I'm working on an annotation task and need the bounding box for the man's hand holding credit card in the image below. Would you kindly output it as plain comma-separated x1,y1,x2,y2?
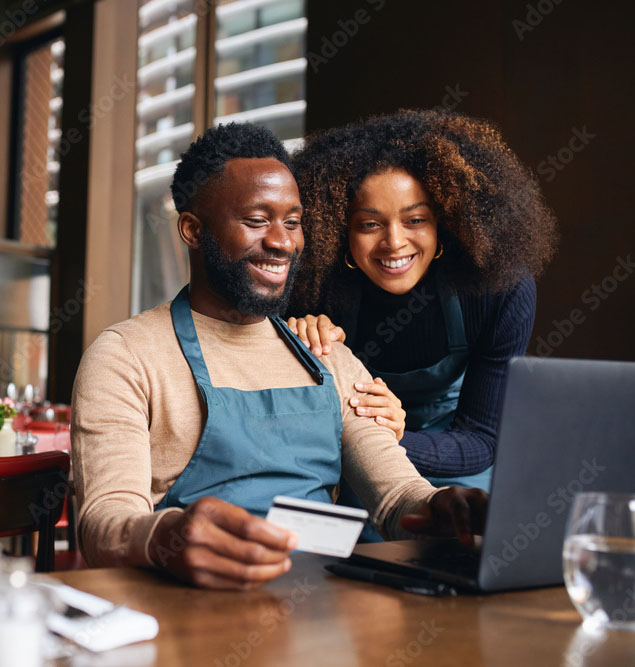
266,496,369,557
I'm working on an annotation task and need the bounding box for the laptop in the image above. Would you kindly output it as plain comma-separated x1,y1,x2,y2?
348,356,635,592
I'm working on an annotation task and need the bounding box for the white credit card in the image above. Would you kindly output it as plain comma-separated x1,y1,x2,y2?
266,495,369,558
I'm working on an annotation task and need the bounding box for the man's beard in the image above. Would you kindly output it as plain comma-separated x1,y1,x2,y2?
199,228,300,318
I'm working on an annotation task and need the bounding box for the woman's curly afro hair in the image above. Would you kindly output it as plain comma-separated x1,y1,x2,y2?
290,109,558,310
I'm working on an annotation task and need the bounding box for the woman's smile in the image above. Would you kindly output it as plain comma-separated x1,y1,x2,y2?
375,253,418,273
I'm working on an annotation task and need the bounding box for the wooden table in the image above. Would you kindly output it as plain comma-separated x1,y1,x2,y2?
52,555,635,667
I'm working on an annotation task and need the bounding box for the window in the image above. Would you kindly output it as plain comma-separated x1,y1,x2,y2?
131,0,197,315
215,0,306,149
0,32,64,399
131,0,307,314
10,36,64,248
0,249,49,402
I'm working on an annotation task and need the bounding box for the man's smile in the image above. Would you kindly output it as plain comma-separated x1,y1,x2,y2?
249,259,290,284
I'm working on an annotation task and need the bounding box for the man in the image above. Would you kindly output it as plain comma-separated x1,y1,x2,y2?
72,123,486,590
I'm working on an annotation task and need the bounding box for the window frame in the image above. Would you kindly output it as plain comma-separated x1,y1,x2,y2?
5,25,64,244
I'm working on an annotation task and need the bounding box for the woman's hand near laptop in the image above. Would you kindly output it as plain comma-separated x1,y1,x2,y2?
288,314,406,440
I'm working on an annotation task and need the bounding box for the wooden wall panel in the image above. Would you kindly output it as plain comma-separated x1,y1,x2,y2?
306,0,635,361
83,0,137,349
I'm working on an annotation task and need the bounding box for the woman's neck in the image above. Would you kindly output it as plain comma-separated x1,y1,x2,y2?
361,264,437,305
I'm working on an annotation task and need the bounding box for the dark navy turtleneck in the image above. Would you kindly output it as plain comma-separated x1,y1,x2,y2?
345,270,537,476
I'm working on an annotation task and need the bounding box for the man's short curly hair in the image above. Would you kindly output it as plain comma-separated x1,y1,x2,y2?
171,122,291,214
290,109,558,310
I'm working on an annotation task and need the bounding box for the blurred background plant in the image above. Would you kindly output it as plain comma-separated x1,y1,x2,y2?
0,398,16,430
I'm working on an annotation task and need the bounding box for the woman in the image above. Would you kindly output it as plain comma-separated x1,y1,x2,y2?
288,110,557,497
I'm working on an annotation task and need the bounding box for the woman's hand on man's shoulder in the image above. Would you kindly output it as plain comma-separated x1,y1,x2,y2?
287,314,346,356
350,377,406,441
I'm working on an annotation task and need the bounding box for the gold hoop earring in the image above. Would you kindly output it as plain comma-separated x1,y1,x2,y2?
344,251,358,270
433,243,444,260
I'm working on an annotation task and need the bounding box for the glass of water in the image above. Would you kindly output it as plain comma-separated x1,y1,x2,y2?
563,492,635,631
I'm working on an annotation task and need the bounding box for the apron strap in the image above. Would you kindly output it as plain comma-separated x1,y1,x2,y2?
170,285,213,387
270,316,325,385
171,287,327,387
437,280,468,354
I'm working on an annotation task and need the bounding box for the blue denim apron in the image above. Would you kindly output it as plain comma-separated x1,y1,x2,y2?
372,286,493,492
155,286,342,516
339,283,492,541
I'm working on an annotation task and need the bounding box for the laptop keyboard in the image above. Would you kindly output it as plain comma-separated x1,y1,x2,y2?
394,540,481,579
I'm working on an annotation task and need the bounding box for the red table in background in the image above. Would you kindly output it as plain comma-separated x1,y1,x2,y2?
12,415,71,453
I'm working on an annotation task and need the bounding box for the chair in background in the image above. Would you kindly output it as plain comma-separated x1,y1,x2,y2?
0,451,70,571
11,408,75,551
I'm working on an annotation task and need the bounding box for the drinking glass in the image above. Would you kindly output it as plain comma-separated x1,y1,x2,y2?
563,492,635,631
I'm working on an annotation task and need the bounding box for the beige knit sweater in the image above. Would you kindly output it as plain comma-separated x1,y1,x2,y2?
71,301,439,567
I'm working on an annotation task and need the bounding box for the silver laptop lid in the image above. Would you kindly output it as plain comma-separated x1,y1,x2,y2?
478,357,635,591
